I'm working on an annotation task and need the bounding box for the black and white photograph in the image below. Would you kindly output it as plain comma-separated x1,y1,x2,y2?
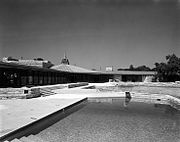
0,0,180,141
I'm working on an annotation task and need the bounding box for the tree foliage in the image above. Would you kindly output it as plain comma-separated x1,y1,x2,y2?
34,58,44,61
154,54,180,82
118,65,151,71
134,65,151,71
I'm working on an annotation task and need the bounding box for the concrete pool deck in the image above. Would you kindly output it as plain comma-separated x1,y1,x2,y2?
1,87,180,141
0,94,87,138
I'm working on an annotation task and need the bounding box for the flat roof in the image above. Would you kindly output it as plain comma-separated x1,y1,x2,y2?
0,62,64,73
0,61,156,76
101,70,156,75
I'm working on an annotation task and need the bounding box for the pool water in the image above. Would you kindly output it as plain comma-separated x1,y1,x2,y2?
38,100,180,142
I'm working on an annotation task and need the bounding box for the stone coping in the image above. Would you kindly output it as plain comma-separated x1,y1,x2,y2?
0,95,87,137
0,90,180,141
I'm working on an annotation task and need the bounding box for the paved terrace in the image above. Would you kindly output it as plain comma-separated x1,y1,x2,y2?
0,95,86,137
1,82,180,141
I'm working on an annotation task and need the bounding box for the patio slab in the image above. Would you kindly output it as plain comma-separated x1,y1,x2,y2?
0,95,86,137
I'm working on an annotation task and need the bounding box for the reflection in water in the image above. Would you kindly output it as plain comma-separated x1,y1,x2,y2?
164,105,180,132
154,104,180,133
124,92,132,108
38,100,180,142
164,105,178,115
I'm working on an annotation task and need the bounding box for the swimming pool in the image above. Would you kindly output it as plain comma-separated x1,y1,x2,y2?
37,99,180,142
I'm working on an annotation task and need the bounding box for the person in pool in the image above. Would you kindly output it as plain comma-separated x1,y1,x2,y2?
124,91,132,107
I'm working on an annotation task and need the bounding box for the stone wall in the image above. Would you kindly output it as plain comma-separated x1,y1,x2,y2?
0,87,40,99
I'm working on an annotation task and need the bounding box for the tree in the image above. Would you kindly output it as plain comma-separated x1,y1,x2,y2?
154,54,180,82
135,65,151,71
129,65,134,70
7,56,18,61
34,58,44,61
118,65,152,71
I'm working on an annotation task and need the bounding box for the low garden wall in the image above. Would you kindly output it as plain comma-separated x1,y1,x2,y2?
0,87,40,99
0,82,89,99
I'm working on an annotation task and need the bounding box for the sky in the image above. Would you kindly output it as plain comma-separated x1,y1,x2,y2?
1,0,180,71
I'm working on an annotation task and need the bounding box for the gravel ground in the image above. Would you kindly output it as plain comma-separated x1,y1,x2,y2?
37,100,180,142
